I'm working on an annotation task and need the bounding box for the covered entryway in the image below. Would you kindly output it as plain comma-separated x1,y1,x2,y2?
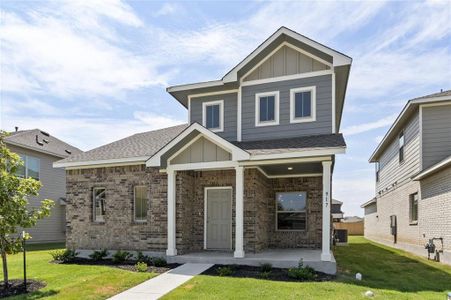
205,187,232,250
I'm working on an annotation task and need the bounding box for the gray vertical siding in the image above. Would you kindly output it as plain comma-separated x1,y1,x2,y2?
190,92,237,141
8,144,67,243
422,104,451,169
376,112,421,193
241,74,332,141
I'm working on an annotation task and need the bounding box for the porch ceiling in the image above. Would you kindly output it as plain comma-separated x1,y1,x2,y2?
260,162,322,176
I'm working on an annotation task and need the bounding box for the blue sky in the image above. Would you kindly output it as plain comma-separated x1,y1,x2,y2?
1,1,450,216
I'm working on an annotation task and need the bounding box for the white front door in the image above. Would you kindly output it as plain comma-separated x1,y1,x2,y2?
205,188,232,250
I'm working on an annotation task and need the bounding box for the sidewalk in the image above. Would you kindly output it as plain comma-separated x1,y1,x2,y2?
108,263,213,300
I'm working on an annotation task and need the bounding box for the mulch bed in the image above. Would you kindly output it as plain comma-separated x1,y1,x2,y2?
202,264,335,282
52,258,180,274
0,279,46,298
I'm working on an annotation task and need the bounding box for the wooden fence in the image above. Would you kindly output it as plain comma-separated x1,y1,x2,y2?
334,221,364,235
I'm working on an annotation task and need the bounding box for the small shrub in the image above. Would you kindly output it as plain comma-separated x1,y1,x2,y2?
89,249,108,261
216,266,233,276
287,259,316,280
152,257,167,267
259,271,272,279
135,261,148,272
260,263,272,273
50,249,78,262
136,251,151,264
112,250,133,264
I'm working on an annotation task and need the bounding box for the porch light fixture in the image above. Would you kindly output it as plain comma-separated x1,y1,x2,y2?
287,167,293,170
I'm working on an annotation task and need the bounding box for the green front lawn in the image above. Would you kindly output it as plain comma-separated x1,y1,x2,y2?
1,243,154,299
164,236,451,299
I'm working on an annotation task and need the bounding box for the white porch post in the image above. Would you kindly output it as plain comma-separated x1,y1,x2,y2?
234,166,245,258
321,161,332,261
166,168,177,256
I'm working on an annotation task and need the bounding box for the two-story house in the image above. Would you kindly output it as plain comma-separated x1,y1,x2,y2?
54,27,352,274
5,128,81,243
362,90,451,265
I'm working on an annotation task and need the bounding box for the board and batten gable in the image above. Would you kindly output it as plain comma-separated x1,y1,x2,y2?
376,112,421,194
7,144,67,243
241,74,332,141
421,103,451,169
190,92,237,141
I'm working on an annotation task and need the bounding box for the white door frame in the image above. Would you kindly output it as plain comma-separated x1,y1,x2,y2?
204,186,233,250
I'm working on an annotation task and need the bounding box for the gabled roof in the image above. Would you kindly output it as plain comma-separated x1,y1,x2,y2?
5,129,81,158
332,199,343,205
369,90,451,162
54,124,188,168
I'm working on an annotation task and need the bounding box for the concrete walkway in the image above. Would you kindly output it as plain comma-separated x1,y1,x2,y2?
108,263,213,300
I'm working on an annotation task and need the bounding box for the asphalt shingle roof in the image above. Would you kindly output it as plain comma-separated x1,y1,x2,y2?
233,133,346,155
5,129,82,158
57,124,189,163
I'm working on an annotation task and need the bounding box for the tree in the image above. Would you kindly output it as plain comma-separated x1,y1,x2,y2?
0,131,54,288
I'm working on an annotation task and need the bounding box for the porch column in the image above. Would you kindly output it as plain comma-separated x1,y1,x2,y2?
166,168,177,256
234,166,245,258
321,161,332,261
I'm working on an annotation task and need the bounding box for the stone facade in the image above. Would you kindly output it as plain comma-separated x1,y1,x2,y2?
66,165,324,253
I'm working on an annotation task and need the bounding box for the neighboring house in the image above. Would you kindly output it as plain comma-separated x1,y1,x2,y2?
54,27,352,274
362,90,451,265
331,199,344,222
5,128,81,243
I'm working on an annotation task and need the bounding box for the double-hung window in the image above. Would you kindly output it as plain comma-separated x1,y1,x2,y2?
15,154,40,180
93,187,106,222
375,162,380,182
290,86,316,123
134,186,148,222
276,192,307,230
409,193,418,224
399,131,405,163
255,91,279,126
202,100,224,132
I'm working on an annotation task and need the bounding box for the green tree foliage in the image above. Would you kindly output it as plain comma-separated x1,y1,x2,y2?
0,131,54,288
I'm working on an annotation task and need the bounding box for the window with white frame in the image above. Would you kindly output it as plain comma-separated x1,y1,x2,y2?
276,192,307,230
93,187,106,222
290,86,316,123
255,91,279,126
409,192,418,223
202,100,224,132
15,154,40,180
134,186,148,222
399,131,405,163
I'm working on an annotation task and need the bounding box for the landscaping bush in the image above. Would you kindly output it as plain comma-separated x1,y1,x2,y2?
89,249,109,261
112,250,133,264
287,259,316,280
136,251,151,264
259,271,272,279
50,249,78,262
216,266,233,276
135,262,148,272
152,257,167,267
260,263,272,273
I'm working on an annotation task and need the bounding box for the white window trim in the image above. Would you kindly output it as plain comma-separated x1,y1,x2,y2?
275,191,308,232
93,187,106,223
202,100,224,132
290,86,316,123
255,91,280,127
133,185,148,223
18,154,40,180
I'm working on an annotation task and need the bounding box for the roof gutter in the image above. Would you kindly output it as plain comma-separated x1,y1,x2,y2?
53,156,149,169
412,156,451,181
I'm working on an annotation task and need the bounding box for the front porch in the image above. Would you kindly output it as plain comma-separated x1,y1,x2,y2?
167,248,336,274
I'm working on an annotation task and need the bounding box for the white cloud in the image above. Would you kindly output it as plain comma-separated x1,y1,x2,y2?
342,113,398,136
154,3,180,17
334,176,375,217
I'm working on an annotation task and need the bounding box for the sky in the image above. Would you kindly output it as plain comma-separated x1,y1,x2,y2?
1,0,450,217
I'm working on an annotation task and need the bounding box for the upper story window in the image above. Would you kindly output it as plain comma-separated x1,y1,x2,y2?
276,192,307,231
290,86,316,123
202,100,224,132
375,162,380,182
399,131,405,163
16,154,40,180
134,186,148,223
93,187,106,222
409,192,418,224
255,91,279,127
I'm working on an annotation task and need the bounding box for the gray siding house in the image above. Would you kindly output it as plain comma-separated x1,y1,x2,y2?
54,27,352,274
5,129,81,243
362,90,451,265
